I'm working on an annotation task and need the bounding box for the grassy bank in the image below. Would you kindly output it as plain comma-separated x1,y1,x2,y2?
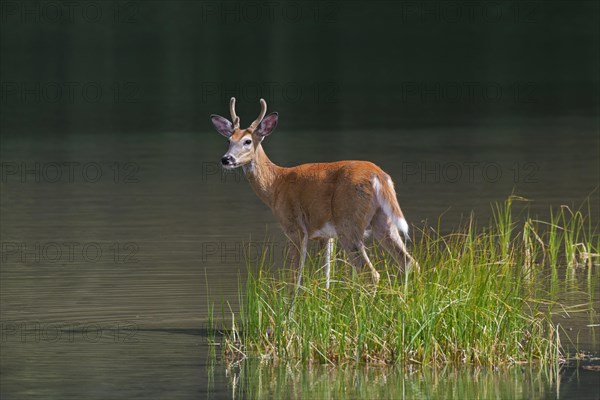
215,197,598,368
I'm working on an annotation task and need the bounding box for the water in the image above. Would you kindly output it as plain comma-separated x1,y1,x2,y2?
1,330,597,399
1,124,598,398
1,0,599,397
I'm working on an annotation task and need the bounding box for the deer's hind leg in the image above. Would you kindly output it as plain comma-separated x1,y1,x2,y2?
337,234,380,284
333,200,380,284
370,210,418,274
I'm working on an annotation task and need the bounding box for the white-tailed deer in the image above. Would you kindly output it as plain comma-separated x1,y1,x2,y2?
211,98,416,288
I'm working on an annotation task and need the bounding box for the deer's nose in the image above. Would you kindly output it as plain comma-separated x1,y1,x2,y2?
221,155,233,166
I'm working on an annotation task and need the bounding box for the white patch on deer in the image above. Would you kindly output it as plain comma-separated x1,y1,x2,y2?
386,175,394,188
398,218,409,238
243,162,255,174
310,222,337,239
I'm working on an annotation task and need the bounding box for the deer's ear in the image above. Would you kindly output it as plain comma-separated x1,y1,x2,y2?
255,112,278,137
211,115,233,138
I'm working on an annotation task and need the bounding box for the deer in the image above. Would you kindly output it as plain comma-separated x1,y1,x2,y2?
211,98,417,289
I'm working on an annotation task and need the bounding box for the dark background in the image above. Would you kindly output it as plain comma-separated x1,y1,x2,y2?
1,0,598,134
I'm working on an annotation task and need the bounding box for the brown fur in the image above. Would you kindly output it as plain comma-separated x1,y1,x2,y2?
242,140,416,282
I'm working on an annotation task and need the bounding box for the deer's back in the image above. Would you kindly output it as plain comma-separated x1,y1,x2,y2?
271,160,386,237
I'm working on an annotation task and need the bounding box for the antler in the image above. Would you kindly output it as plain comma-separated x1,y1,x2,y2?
230,97,240,129
248,98,267,132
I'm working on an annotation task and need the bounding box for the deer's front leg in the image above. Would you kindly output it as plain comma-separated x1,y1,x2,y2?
286,232,308,290
318,238,334,289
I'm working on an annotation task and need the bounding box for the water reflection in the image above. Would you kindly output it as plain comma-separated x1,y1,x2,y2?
219,358,599,400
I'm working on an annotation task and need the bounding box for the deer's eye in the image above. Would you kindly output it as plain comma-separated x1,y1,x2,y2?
244,139,252,146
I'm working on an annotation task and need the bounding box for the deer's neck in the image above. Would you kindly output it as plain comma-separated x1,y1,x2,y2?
243,144,283,208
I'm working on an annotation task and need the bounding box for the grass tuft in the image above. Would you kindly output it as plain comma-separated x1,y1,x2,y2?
217,197,599,368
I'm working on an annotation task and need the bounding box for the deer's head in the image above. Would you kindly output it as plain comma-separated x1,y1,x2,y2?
211,98,278,170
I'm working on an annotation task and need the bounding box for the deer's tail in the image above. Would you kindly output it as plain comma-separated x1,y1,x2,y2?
373,173,410,241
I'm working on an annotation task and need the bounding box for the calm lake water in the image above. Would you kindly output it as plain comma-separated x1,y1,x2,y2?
1,118,598,399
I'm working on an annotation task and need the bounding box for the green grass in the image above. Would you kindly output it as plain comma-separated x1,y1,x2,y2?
216,196,599,368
